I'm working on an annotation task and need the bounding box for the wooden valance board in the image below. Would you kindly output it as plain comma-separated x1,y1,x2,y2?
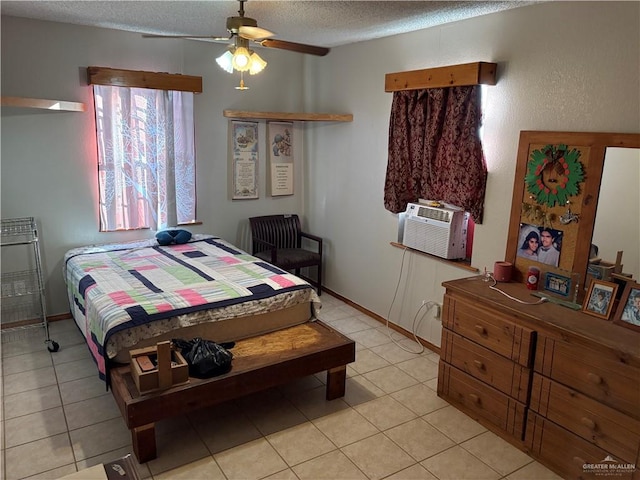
87,67,202,93
385,62,497,92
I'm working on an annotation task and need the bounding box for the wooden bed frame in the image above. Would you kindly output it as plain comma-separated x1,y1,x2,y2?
109,320,356,463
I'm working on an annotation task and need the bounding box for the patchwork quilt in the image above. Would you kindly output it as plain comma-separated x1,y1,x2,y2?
63,235,318,380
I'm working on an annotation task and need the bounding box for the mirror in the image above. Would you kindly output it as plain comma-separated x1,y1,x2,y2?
592,147,640,280
506,131,640,300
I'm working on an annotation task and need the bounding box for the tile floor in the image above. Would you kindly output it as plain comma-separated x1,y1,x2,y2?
1,294,563,480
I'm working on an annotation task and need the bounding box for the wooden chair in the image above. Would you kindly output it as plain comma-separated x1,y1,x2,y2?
249,214,323,295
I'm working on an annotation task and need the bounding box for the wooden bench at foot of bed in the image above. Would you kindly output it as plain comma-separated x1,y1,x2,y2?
109,320,356,463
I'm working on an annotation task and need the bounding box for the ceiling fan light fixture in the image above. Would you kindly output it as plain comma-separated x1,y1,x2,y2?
216,50,234,74
248,51,267,75
231,46,251,71
146,0,330,86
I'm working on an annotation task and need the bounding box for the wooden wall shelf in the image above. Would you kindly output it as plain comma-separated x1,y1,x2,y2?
1,96,86,112
223,110,353,122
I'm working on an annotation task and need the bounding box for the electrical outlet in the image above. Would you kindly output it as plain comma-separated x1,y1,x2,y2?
434,304,441,319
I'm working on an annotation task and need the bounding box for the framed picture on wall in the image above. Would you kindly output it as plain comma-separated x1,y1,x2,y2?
267,121,294,196
582,279,618,320
230,121,259,200
612,281,640,331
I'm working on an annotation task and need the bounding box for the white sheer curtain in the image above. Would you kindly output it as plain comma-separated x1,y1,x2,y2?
93,85,196,231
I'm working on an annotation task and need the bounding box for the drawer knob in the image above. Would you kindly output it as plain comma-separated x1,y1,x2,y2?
473,360,485,370
474,324,487,335
573,456,586,466
587,372,603,385
580,417,596,430
468,393,481,404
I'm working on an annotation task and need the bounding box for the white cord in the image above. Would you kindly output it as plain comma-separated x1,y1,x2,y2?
485,273,547,305
385,246,433,354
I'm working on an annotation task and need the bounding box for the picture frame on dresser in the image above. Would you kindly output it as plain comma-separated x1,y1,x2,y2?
610,272,634,301
582,279,618,320
543,272,569,297
612,281,640,331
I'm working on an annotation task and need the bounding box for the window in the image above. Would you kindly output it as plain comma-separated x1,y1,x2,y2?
93,85,196,231
384,85,487,224
385,85,486,264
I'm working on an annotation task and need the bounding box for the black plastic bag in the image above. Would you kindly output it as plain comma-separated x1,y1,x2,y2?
172,337,234,378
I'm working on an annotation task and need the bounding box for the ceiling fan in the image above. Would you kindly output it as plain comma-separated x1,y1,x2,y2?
142,0,330,57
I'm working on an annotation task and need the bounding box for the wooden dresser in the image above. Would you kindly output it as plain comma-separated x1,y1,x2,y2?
437,277,640,480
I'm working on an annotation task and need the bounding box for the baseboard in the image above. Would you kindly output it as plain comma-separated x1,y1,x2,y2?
48,312,72,322
322,287,441,356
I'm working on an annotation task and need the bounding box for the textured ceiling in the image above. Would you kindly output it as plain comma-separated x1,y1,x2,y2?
1,1,537,49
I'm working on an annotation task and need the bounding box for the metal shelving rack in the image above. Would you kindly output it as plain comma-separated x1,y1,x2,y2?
1,217,58,351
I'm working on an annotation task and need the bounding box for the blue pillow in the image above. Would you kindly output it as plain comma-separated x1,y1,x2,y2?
156,229,192,246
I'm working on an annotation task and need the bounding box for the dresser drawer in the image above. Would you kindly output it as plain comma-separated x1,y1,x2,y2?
536,336,640,418
526,411,637,480
531,374,640,464
438,360,526,439
443,294,534,366
441,329,531,403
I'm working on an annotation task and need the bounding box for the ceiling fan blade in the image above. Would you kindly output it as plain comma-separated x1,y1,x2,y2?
143,34,231,41
238,26,274,40
258,39,330,56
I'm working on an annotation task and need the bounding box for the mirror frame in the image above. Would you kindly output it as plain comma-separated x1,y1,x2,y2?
506,131,640,298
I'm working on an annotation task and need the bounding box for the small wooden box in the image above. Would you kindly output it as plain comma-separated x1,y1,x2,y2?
129,341,189,394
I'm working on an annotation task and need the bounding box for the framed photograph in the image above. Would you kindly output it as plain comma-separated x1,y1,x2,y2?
582,279,618,320
543,272,572,297
612,281,640,331
610,273,634,301
516,223,563,268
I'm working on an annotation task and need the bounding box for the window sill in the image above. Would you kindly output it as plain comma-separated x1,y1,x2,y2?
390,242,479,273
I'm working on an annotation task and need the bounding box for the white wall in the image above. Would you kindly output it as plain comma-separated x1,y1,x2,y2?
304,1,640,345
2,3,639,348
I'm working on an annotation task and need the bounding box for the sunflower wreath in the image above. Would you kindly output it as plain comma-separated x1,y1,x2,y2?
525,144,584,208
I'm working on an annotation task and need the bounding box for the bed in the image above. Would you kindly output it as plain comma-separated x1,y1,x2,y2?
63,234,321,381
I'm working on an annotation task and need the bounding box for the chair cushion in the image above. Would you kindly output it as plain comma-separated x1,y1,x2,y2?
255,248,321,270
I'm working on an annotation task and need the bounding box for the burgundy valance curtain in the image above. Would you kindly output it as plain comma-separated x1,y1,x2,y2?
383,85,487,223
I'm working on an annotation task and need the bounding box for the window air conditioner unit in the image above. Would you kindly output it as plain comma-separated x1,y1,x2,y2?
401,202,469,259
